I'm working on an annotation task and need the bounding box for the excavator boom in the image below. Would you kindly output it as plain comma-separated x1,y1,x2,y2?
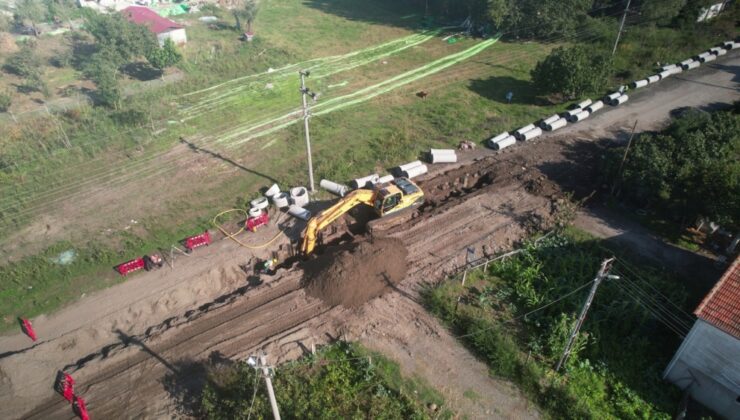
300,189,375,255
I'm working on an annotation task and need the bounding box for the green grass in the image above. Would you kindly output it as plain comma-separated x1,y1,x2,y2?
424,227,691,419
201,341,452,419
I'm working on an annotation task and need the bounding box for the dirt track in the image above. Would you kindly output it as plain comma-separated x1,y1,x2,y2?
1,51,738,420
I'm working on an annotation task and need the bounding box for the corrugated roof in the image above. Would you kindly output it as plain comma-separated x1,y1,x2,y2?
695,256,740,339
122,6,182,34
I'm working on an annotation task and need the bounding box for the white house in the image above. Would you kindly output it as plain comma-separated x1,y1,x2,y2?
122,6,187,47
663,257,740,419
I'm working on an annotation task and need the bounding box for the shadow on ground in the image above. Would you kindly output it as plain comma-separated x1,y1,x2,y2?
468,75,551,106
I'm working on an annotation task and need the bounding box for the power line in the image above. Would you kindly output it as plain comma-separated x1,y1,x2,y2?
614,260,695,320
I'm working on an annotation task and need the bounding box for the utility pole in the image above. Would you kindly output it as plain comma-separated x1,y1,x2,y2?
611,120,638,195
259,354,281,420
299,70,316,193
612,0,632,55
555,258,616,372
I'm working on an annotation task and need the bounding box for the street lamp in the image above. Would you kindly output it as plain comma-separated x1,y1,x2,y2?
299,70,317,192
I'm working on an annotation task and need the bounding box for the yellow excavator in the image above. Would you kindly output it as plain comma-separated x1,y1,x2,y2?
300,177,424,255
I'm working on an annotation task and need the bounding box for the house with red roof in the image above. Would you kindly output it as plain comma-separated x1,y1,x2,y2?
122,6,187,47
663,256,740,419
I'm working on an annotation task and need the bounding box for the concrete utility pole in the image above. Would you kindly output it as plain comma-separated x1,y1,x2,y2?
612,0,632,55
555,258,616,372
299,70,316,193
259,354,281,420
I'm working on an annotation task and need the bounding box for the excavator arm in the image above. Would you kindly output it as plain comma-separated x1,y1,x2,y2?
300,189,376,255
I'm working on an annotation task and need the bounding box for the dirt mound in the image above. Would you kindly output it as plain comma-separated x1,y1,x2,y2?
303,237,408,308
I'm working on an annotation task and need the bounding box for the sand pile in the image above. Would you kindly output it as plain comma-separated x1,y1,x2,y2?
303,237,408,308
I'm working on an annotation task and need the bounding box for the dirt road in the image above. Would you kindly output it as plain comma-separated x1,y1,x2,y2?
1,51,737,420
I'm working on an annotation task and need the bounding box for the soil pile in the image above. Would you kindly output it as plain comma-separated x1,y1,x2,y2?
303,237,408,308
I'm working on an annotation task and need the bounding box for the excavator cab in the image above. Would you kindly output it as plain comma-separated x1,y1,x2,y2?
374,187,403,216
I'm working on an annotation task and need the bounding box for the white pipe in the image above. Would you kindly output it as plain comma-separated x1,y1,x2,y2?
683,61,700,70
491,135,516,150
397,161,423,172
264,184,280,198
514,124,535,140
658,70,672,79
320,179,349,197
287,205,311,221
403,164,428,179
576,99,593,109
610,94,629,106
562,108,582,117
542,114,560,125
700,54,716,63
250,197,269,210
521,127,542,141
488,132,509,145
352,174,379,189
377,175,394,184
547,118,568,131
679,59,694,67
290,186,310,207
710,48,726,56
430,153,457,164
604,92,621,102
568,110,590,122
647,75,661,84
429,149,456,156
660,64,677,72
586,100,604,113
272,192,290,208
669,66,683,75
632,79,649,89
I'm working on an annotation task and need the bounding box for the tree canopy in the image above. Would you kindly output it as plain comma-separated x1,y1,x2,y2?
233,0,259,32
530,45,612,100
147,38,182,75
609,108,740,228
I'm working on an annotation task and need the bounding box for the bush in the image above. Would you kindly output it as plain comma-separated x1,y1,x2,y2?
0,91,11,112
531,45,612,100
3,45,42,77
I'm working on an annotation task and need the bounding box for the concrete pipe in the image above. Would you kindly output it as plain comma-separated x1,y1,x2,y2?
562,108,582,118
631,79,649,89
290,186,310,207
248,207,263,218
700,54,716,63
521,127,543,141
568,110,590,123
660,64,677,72
250,197,269,210
669,66,683,75
658,70,673,80
723,41,739,50
647,75,661,84
491,135,516,150
610,94,629,106
352,174,380,189
514,124,536,140
541,114,560,127
320,179,349,197
287,205,311,221
429,149,456,156
604,92,621,102
576,99,593,109
272,192,291,208
710,47,727,56
264,183,280,198
684,61,700,70
398,161,423,172
548,118,568,131
586,100,604,113
680,59,694,67
488,132,510,145
403,164,428,179
377,175,394,184
430,153,458,164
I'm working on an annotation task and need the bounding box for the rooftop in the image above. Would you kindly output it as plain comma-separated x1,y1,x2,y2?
695,256,740,339
121,6,182,34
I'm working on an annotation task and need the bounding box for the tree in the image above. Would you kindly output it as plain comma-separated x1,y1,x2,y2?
531,45,612,100
84,45,123,108
14,0,46,37
83,10,157,63
3,44,42,77
146,38,182,78
233,0,259,33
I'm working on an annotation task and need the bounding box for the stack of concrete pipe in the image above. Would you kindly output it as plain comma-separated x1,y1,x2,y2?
351,173,379,189
562,107,584,119
487,132,516,150
541,114,567,132
568,110,590,123
377,174,394,184
520,127,543,141
320,179,349,197
608,94,629,106
514,124,536,140
429,149,458,164
400,161,428,179
539,114,560,129
272,192,291,208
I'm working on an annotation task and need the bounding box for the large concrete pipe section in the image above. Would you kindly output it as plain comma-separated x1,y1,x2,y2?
396,161,423,176
488,132,510,148
568,110,590,122
351,174,380,189
647,75,661,84
723,41,739,50
514,124,536,140
320,179,349,197
586,100,604,114
540,114,560,129
683,61,700,70
562,108,583,118
660,64,677,72
491,135,516,150
610,94,629,106
604,92,621,102
272,192,290,208
658,70,673,80
377,175,394,184
264,184,280,198
430,151,458,164
521,127,543,141
290,186,310,207
632,79,649,89
251,197,270,210
576,99,593,109
288,205,311,221
403,164,428,179
710,47,727,56
547,118,568,131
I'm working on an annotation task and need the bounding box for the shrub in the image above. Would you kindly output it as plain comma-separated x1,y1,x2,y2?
531,45,612,100
0,91,11,112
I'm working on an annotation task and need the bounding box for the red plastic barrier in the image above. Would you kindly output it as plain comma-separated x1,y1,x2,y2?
73,396,90,420
116,257,146,276
184,231,211,252
21,318,36,341
58,372,75,402
246,212,270,232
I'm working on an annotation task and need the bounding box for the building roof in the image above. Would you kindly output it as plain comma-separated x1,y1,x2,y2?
122,6,182,34
694,256,740,339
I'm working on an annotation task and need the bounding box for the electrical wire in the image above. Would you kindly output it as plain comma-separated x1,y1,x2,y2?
212,208,289,250
614,260,696,320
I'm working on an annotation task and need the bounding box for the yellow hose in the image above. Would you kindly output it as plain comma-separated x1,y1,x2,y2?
212,208,287,250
